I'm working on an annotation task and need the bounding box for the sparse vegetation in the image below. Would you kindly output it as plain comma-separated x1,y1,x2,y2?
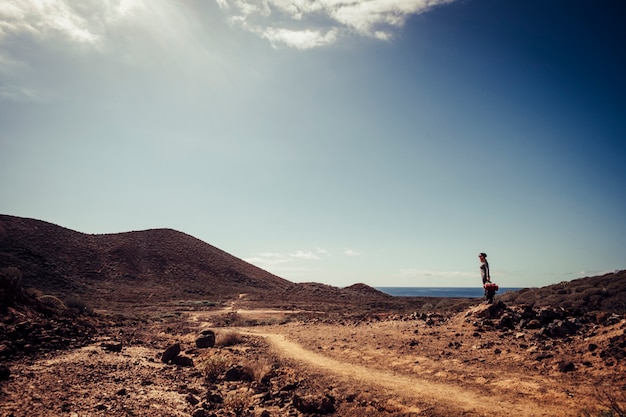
36,294,67,311
64,294,92,315
580,388,626,417
0,266,23,306
217,330,244,347
224,389,253,417
201,355,230,382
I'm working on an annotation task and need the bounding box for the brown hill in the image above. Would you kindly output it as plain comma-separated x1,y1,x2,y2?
0,215,413,312
0,215,296,309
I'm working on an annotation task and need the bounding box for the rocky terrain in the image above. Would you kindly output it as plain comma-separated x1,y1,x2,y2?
1,215,625,416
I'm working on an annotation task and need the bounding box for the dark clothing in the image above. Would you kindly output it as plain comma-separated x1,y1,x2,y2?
480,261,490,284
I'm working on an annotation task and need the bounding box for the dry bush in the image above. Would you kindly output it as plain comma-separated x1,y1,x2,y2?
37,294,67,311
201,355,229,383
217,330,244,347
224,389,253,417
0,267,23,306
242,357,274,383
64,294,92,315
580,388,626,417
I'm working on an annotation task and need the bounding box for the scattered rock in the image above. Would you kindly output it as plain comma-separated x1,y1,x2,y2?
0,364,10,381
101,341,123,352
224,365,252,382
172,355,194,367
161,343,181,363
558,361,576,373
196,330,215,348
293,394,335,414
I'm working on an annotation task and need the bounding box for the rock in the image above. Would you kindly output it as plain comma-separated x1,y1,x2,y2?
497,314,515,329
293,394,335,415
172,355,194,367
161,343,181,363
196,331,215,348
521,319,542,329
0,364,10,381
544,320,580,338
101,341,123,352
558,361,576,372
186,394,200,405
539,308,562,325
224,365,252,382
0,344,13,358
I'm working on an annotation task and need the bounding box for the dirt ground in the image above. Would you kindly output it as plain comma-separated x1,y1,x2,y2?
1,300,625,417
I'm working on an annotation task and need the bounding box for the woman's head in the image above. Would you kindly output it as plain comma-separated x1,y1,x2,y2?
478,253,487,260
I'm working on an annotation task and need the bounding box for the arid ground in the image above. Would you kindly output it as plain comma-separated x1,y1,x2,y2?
2,293,625,417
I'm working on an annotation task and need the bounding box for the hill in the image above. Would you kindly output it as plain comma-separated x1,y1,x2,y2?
0,215,412,312
0,215,295,309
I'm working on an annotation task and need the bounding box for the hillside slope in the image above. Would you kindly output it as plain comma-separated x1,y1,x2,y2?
0,215,293,308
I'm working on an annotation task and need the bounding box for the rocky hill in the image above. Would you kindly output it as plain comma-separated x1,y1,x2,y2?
0,215,412,312
0,215,296,309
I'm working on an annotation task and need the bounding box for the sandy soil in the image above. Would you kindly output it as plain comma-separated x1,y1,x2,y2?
2,303,625,417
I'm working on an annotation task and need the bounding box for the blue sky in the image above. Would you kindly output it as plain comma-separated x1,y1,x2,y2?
1,0,624,288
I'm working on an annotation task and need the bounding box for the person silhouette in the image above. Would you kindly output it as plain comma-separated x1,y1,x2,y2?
479,253,495,303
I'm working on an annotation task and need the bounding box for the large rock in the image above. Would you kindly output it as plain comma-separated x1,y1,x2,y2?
196,330,215,348
161,343,181,363
293,394,335,414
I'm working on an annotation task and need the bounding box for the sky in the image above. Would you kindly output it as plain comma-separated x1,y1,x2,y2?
1,0,624,289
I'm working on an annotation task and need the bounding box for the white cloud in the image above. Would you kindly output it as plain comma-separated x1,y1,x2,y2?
0,0,146,45
245,248,327,280
344,248,360,256
289,250,321,260
398,269,475,279
217,0,456,48
262,27,338,49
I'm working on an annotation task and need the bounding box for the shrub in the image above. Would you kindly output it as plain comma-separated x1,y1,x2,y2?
0,267,23,305
201,355,229,383
580,388,626,417
37,295,67,311
217,331,244,347
224,390,253,417
64,294,93,315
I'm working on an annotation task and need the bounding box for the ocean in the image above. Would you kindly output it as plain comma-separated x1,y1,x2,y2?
376,287,522,298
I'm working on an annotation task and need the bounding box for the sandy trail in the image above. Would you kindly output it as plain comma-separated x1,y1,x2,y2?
241,328,569,417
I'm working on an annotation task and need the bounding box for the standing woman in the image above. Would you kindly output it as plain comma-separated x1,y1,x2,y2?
479,253,490,285
479,253,494,303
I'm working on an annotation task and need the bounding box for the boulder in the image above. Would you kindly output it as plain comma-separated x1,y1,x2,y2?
161,343,181,363
172,355,194,367
196,330,215,348
293,394,335,414
224,365,252,382
101,341,123,352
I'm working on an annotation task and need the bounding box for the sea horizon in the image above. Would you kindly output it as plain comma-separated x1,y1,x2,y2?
376,287,523,298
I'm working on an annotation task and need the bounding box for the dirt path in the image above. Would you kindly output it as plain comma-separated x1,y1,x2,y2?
241,328,571,417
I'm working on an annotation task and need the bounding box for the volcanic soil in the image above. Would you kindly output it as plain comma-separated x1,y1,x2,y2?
1,292,625,417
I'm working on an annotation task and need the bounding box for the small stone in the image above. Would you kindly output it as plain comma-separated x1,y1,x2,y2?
0,365,10,381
